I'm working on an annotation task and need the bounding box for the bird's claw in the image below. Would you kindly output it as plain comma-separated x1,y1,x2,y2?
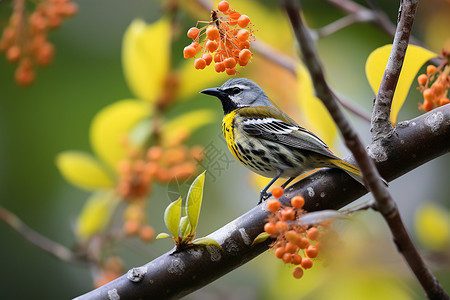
258,191,272,205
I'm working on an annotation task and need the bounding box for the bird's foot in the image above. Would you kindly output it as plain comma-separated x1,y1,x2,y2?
258,191,272,205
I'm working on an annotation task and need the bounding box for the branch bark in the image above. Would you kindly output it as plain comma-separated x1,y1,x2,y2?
73,104,450,300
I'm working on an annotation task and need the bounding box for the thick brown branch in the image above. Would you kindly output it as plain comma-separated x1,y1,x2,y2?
73,105,450,300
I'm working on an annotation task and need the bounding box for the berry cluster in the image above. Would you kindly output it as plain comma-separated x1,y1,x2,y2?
183,0,254,75
417,53,450,112
264,187,326,279
0,0,77,86
123,200,156,243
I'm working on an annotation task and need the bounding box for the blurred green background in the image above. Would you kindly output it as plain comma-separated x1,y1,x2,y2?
0,0,449,299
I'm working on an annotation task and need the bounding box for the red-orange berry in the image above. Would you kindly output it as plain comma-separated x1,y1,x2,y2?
307,227,320,241
306,245,318,258
426,65,436,75
267,199,281,212
282,253,292,264
291,195,305,208
187,27,200,39
229,11,241,20
274,246,285,259
297,237,310,249
238,49,252,65
6,45,21,62
285,242,298,254
423,88,435,101
218,1,229,12
214,52,223,62
292,254,302,265
206,40,218,52
432,82,444,95
439,98,450,106
225,67,236,75
422,99,433,111
417,74,428,86
183,46,196,58
281,207,295,221
124,219,140,236
214,62,225,73
237,15,250,28
194,58,207,69
139,225,155,242
301,258,313,269
202,53,213,65
271,186,284,198
264,222,277,236
285,230,301,245
223,57,237,69
237,29,250,42
292,267,304,279
275,221,289,232
206,26,220,40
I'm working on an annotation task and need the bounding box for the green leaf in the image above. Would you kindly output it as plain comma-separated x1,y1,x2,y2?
186,171,206,233
156,233,171,239
252,232,271,245
164,197,182,237
192,237,222,248
179,215,192,238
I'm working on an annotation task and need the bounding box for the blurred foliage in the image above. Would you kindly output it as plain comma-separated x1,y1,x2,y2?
0,0,449,299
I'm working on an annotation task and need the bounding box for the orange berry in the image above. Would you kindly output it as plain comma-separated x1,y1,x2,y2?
183,46,196,58
214,62,225,73
439,97,450,106
432,82,444,95
292,254,302,265
238,49,252,63
264,222,278,236
237,29,250,42
229,11,241,20
139,225,156,242
239,40,250,50
271,186,284,198
202,53,213,65
6,45,21,63
282,252,292,263
223,57,237,69
225,67,236,75
237,15,250,28
147,146,163,161
292,267,304,279
281,207,295,221
187,27,200,39
15,64,35,87
417,74,428,86
285,230,301,245
218,1,229,12
306,245,318,258
267,199,281,212
426,65,436,75
297,237,310,249
422,99,433,111
206,26,220,40
285,242,298,254
206,40,218,52
307,227,320,241
301,258,313,269
124,219,140,236
194,58,207,69
274,246,285,259
214,52,223,62
423,88,435,101
275,221,289,232
291,195,305,208
36,43,54,66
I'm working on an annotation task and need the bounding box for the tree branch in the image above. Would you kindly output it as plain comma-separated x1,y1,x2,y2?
73,104,450,300
282,0,448,299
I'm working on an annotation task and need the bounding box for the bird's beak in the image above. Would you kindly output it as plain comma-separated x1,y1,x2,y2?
200,87,223,97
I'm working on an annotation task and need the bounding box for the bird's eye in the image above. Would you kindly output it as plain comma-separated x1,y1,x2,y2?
231,87,241,94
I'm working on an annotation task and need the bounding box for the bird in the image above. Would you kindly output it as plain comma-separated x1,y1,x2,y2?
201,78,365,204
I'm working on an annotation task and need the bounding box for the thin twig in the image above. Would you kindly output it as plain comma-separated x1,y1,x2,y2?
282,0,449,299
0,205,85,265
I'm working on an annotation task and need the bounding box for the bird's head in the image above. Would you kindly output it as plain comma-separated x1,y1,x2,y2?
201,78,275,115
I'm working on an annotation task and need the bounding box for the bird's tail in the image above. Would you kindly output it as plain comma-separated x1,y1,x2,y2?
329,159,364,186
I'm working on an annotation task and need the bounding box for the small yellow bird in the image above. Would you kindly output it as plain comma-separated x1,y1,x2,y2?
201,78,364,204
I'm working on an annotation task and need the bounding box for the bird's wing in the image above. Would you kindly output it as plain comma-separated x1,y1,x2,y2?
238,107,337,159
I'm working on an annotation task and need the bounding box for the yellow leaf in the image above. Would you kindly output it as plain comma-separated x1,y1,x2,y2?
90,99,149,170
415,203,450,251
296,64,338,147
122,18,171,102
56,151,115,191
161,109,216,146
365,44,438,124
77,191,119,239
